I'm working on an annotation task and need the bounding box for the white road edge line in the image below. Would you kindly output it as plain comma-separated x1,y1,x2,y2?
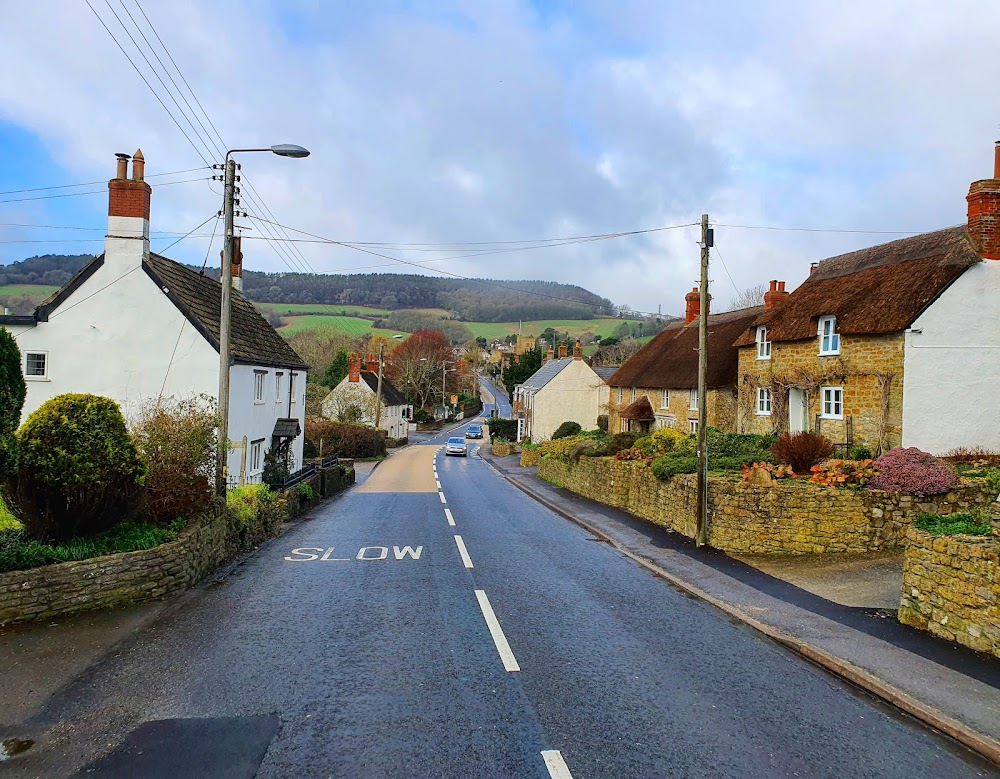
444,508,455,526
454,534,474,568
541,750,574,779
436,480,442,489
474,589,519,672
439,491,447,504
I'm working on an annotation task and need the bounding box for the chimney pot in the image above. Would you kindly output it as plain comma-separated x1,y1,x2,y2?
573,339,583,359
994,139,1000,179
558,344,568,359
132,149,145,181
769,280,778,291
778,281,786,292
764,279,790,309
367,354,378,373
115,153,130,179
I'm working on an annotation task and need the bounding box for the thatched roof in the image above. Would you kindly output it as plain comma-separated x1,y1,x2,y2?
619,395,655,421
734,227,980,346
608,307,764,390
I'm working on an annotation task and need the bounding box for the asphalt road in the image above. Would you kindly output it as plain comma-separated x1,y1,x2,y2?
3,428,996,778
479,375,512,419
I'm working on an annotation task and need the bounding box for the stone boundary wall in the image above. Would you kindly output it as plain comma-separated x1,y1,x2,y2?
538,457,994,555
0,464,355,626
899,527,999,658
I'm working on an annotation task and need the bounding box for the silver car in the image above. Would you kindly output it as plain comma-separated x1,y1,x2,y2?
445,436,468,457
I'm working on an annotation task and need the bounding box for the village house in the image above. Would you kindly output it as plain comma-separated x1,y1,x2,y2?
733,142,1000,455
607,291,762,435
321,353,411,441
513,341,613,441
0,150,308,484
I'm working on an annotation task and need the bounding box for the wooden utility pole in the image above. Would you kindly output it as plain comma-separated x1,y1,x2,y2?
216,158,236,496
695,213,711,547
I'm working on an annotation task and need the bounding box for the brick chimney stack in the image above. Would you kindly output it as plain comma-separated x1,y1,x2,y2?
348,353,361,382
220,236,244,292
967,140,1000,260
763,280,789,309
558,343,568,359
543,346,554,365
573,339,583,359
106,149,151,272
684,287,701,326
367,354,378,373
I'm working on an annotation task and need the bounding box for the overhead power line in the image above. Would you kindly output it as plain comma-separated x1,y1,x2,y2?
0,176,210,206
0,167,210,197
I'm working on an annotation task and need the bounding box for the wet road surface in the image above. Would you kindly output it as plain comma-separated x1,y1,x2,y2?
2,431,996,778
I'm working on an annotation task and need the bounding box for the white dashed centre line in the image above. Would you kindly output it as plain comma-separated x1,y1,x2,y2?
444,508,455,526
541,750,574,778
453,534,474,568
439,491,447,504
474,589,520,672
435,480,442,490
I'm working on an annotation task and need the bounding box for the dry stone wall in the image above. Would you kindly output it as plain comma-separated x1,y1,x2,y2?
0,464,355,626
538,456,994,555
899,527,1000,658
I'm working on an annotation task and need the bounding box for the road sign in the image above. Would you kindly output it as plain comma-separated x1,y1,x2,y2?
451,395,458,405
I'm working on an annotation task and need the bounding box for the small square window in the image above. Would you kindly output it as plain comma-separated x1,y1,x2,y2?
25,352,47,378
821,386,844,419
254,371,266,403
689,388,698,410
756,388,772,415
688,419,699,433
818,316,840,355
756,327,771,360
660,389,670,408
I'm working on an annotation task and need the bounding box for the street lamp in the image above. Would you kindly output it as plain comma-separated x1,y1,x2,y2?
217,144,310,495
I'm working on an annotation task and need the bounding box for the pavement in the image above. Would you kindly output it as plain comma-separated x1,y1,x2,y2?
480,449,1000,769
1,410,997,776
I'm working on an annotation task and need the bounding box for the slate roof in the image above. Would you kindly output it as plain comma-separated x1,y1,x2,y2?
359,371,408,406
609,307,764,390
733,227,980,346
143,253,307,370
592,366,618,383
517,357,574,391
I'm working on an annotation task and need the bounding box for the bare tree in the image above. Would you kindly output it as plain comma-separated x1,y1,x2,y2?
590,338,643,367
725,283,768,312
321,383,377,424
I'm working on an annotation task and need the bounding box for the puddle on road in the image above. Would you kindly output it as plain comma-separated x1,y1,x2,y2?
0,738,35,760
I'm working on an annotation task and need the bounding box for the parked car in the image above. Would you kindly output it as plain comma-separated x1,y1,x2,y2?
466,424,483,439
445,437,468,457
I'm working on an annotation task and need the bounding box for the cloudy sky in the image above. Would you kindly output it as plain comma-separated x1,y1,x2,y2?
1,0,998,316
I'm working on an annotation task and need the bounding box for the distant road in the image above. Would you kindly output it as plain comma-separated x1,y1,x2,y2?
478,375,512,419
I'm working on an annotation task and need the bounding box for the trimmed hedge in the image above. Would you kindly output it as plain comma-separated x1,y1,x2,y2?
552,421,583,440
488,418,518,442
304,419,386,459
651,455,698,479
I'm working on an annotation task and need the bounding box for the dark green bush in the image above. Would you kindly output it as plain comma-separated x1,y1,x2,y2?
651,455,698,480
304,419,387,459
488,418,518,442
597,414,609,432
552,421,583,440
0,327,25,475
706,428,775,457
3,394,147,542
585,432,638,457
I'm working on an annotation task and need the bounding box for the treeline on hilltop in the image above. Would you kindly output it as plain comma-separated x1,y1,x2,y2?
0,256,618,322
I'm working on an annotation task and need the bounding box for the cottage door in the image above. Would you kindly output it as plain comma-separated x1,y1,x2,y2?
788,389,806,433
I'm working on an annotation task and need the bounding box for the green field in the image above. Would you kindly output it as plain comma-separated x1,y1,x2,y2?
255,302,391,317
279,314,408,338
461,318,626,341
0,284,59,298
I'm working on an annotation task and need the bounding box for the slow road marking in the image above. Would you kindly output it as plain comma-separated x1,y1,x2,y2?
284,546,423,562
454,534,474,568
474,589,520,672
541,750,574,778
444,508,455,526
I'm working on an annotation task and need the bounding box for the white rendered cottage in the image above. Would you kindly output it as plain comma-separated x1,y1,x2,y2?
513,341,613,442
321,353,411,441
0,150,308,484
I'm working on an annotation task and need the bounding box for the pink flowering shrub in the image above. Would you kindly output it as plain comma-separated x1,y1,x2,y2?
871,447,957,496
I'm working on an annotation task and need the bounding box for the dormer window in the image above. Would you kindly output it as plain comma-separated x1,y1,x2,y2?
818,316,840,355
755,326,771,360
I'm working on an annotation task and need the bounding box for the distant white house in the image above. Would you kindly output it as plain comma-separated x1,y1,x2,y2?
0,149,308,484
513,342,613,442
321,353,411,440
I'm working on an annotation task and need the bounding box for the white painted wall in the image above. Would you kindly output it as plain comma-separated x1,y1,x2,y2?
902,261,1000,454
9,220,307,482
321,375,410,439
530,360,609,441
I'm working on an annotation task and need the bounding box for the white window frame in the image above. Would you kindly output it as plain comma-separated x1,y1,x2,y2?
249,439,264,474
253,371,266,404
289,372,298,403
24,351,48,380
756,387,772,416
660,388,670,408
275,371,284,403
821,386,844,419
688,419,699,433
617,387,623,404
689,388,698,410
756,326,771,360
630,387,637,403
818,316,840,356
